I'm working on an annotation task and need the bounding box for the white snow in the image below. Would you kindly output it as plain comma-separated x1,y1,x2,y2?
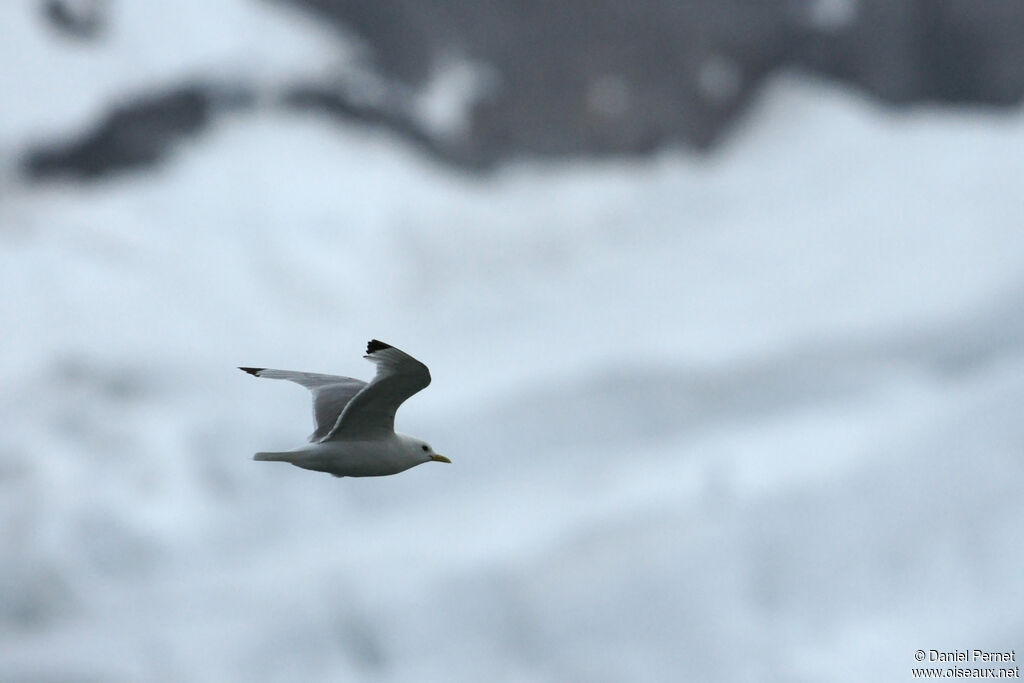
413,57,497,141
805,0,859,32
2,5,1024,680
0,0,350,148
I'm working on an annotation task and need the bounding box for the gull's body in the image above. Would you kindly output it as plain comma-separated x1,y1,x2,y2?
241,340,448,478
260,435,434,478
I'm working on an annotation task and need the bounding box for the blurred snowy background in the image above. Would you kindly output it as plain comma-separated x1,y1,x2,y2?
2,1,1024,681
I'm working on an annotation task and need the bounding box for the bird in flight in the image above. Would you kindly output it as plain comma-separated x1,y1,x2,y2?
240,340,449,478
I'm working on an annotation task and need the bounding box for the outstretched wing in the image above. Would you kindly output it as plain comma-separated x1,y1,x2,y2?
239,367,367,442
322,340,431,441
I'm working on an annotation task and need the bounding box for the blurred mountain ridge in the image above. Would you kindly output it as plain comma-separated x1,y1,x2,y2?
22,0,1024,180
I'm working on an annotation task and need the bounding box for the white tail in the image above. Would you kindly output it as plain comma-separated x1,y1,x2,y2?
253,451,294,462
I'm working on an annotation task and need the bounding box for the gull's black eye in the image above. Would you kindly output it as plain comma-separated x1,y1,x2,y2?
422,445,429,452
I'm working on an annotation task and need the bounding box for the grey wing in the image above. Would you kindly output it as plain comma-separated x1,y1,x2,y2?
239,367,368,442
322,340,431,440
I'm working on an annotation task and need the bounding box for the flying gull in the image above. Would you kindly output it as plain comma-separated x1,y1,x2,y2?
240,340,449,477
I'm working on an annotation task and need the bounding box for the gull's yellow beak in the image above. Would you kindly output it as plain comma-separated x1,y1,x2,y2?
429,454,451,464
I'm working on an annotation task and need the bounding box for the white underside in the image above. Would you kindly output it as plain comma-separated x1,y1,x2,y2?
260,433,427,477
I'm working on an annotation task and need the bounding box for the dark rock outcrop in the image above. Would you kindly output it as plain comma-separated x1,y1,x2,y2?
24,84,252,181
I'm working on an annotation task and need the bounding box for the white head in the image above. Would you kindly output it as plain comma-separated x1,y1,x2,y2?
399,434,451,465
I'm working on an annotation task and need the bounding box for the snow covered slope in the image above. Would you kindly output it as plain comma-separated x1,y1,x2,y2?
2,4,1024,681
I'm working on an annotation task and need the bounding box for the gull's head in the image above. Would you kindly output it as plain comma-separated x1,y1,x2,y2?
402,435,450,465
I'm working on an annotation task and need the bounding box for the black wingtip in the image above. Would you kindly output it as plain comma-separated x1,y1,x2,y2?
238,366,263,376
366,339,392,355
